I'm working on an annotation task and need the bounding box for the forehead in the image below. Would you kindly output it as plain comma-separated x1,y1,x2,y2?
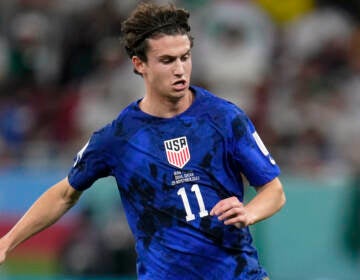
147,34,191,57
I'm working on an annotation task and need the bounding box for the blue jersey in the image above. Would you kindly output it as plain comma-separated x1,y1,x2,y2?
68,86,280,280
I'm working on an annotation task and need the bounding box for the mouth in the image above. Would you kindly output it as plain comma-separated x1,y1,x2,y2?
172,79,187,91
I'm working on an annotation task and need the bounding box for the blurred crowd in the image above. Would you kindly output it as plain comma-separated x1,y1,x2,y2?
0,0,360,179
1,0,360,277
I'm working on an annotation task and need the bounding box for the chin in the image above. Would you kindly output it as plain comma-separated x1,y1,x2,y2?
167,91,186,102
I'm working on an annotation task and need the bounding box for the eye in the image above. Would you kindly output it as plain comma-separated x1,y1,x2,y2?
181,53,190,61
160,57,174,64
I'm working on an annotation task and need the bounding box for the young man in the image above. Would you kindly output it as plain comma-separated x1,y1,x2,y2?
0,3,285,279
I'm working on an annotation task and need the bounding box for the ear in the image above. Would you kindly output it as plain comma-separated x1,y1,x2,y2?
132,56,145,75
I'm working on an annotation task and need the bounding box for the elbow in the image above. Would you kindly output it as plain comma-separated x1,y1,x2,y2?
277,183,286,211
268,177,287,210
59,183,82,209
279,190,286,210
270,178,286,211
63,191,82,209
65,195,80,208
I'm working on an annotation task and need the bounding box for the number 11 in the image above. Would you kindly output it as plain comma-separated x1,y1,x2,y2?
177,184,209,222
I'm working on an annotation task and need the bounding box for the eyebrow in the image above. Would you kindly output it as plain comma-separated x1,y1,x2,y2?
158,49,191,60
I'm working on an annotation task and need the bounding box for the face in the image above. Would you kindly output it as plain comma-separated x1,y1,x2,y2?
133,34,192,101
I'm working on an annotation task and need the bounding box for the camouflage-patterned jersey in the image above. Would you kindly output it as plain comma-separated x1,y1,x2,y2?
68,86,280,280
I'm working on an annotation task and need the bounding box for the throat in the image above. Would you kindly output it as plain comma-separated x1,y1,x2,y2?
140,91,194,118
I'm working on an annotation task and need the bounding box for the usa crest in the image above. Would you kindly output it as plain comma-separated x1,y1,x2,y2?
164,136,190,169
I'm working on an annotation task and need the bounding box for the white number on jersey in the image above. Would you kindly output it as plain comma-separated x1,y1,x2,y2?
177,184,209,222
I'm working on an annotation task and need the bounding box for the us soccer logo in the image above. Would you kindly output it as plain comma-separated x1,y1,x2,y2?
164,136,190,169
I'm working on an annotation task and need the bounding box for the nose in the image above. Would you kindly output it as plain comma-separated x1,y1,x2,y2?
173,58,185,76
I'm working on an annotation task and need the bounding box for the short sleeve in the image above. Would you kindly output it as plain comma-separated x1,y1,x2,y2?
68,128,112,191
230,112,280,187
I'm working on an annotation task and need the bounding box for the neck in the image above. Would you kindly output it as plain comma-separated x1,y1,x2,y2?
139,89,193,118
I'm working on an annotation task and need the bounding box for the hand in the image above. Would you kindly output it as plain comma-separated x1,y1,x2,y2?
210,196,254,228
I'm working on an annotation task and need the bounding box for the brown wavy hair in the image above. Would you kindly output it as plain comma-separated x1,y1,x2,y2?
121,2,194,74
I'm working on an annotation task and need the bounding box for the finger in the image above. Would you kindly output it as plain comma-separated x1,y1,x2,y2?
210,199,229,215
211,203,233,216
210,197,242,216
213,202,244,217
224,217,246,227
217,207,243,221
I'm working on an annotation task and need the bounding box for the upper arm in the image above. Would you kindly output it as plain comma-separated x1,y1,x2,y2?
51,177,83,205
255,177,285,198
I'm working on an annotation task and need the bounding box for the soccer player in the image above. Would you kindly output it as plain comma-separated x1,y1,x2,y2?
0,2,286,279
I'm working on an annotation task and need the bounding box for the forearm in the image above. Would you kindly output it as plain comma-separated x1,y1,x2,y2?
1,178,81,253
245,177,286,225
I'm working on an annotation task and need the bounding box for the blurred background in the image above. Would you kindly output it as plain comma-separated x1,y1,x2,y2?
0,0,360,279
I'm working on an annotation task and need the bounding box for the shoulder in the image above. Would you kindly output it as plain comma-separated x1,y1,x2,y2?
192,85,248,123
90,101,143,145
